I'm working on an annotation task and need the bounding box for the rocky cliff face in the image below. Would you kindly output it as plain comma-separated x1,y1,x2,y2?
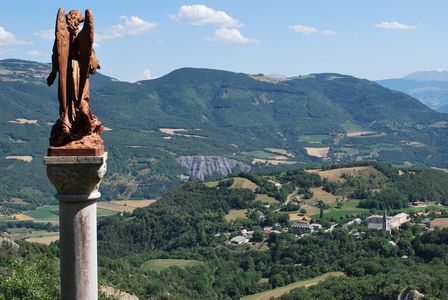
176,156,251,180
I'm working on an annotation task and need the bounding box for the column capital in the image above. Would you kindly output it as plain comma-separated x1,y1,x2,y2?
44,153,107,202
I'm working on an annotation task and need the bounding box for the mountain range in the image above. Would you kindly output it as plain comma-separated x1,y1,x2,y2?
378,70,448,113
1,59,448,208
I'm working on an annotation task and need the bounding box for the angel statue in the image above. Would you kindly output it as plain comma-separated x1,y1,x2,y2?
47,8,104,150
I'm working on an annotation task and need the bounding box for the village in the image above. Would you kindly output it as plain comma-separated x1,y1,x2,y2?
225,208,448,247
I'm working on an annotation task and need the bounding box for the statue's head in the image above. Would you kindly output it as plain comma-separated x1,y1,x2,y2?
66,10,85,34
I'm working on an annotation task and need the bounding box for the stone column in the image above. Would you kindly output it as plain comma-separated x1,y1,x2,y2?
44,153,107,300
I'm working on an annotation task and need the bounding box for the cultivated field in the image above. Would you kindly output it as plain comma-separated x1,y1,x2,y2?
298,135,330,144
311,199,368,220
12,201,146,224
13,213,34,221
310,187,338,203
110,199,156,211
225,209,247,222
231,177,259,191
25,234,59,245
204,177,260,191
242,150,276,159
159,128,187,135
97,202,134,213
307,165,380,181
24,205,59,220
256,194,279,204
140,259,203,273
346,131,377,137
252,158,295,165
430,218,448,229
204,180,219,187
288,213,311,222
304,147,330,158
239,149,296,165
7,228,59,245
241,272,344,300
159,128,205,138
341,121,363,132
264,148,295,157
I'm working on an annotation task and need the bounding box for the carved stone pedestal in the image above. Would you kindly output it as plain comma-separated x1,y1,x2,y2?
44,153,107,300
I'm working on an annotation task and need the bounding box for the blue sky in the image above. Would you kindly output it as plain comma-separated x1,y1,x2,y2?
0,1,447,82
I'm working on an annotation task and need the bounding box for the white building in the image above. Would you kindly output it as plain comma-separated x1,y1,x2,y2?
230,236,249,245
291,222,312,234
367,213,410,232
311,223,322,230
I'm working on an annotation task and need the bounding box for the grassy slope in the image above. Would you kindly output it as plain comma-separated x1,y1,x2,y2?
140,259,203,273
241,272,345,300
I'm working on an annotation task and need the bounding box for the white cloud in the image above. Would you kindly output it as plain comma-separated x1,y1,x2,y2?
141,68,155,80
35,29,53,40
97,16,158,41
375,21,415,30
207,28,257,44
27,50,45,57
0,26,29,45
290,25,318,35
321,30,336,36
171,4,243,27
290,24,336,36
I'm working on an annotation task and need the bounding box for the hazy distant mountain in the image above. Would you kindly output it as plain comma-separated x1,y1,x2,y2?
403,70,448,82
439,103,448,113
2,59,448,207
378,71,448,112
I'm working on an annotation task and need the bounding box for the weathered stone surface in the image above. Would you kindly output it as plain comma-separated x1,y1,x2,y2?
45,153,107,300
48,134,104,156
44,153,107,199
176,155,251,180
59,199,97,300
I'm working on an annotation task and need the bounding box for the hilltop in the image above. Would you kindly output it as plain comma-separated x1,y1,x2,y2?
1,60,448,210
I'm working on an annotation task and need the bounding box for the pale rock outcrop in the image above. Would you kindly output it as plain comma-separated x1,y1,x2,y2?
177,156,251,180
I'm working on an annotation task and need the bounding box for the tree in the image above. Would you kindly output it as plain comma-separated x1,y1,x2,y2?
315,199,330,219
336,197,343,209
251,230,264,242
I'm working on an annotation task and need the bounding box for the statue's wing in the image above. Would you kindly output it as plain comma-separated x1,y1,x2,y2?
55,8,69,107
78,9,94,99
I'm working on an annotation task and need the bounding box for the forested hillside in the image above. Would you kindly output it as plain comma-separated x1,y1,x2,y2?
93,164,448,299
2,163,448,299
2,59,448,211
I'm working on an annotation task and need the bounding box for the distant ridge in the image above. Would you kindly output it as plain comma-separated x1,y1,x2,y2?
378,70,448,111
403,70,448,82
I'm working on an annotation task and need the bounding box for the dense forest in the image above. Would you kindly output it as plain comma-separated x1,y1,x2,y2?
2,163,448,299
93,164,448,299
